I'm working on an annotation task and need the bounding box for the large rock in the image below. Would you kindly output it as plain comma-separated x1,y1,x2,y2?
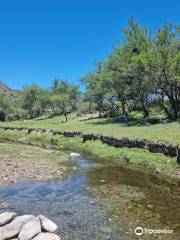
0,212,17,226
18,217,41,240
32,232,60,240
38,215,58,233
0,215,34,239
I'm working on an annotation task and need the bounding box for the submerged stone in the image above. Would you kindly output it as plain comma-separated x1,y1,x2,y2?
0,203,10,209
99,226,112,234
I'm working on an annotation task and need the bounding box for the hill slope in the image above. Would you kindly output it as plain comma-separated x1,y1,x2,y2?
0,81,19,97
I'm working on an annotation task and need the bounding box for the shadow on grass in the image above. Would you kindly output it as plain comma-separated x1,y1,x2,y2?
80,117,118,124
80,116,177,127
81,116,148,127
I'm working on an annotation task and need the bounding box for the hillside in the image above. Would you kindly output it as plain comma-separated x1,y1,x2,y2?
0,81,19,97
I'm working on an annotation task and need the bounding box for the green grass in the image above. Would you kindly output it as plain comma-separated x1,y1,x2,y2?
0,129,178,175
0,115,180,145
0,141,68,165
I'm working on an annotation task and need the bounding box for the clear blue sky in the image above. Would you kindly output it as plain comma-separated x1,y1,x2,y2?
0,0,179,90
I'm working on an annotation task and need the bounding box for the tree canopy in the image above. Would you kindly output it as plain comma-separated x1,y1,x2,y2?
1,19,180,121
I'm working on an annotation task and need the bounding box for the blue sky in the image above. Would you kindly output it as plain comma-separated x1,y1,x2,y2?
0,0,179,90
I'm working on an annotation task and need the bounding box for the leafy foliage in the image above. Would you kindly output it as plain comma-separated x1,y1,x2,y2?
0,19,180,121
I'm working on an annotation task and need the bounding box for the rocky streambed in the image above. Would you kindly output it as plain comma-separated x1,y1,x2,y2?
0,142,179,239
0,212,60,240
0,142,72,187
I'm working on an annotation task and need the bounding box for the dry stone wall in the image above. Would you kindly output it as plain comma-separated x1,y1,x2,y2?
0,126,179,164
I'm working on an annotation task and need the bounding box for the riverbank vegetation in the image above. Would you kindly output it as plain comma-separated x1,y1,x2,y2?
0,129,178,177
0,115,179,145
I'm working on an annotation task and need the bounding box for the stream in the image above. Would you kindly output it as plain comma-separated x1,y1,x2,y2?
0,147,180,240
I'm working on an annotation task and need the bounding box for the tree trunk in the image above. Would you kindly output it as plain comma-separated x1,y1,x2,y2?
64,113,68,122
0,111,6,121
171,100,179,120
142,103,149,119
121,100,126,116
98,107,102,118
98,97,103,118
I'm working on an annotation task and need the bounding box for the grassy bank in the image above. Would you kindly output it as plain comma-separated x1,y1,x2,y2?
0,128,179,176
0,115,180,145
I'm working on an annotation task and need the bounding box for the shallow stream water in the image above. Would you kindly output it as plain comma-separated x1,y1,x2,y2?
0,145,180,240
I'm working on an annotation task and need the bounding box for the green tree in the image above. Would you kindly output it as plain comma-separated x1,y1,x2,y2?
0,93,11,121
32,89,51,117
82,63,112,118
51,79,80,122
152,24,180,119
22,84,41,118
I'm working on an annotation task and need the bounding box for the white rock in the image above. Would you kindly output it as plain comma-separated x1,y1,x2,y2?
70,152,80,157
0,212,17,226
32,232,60,240
155,167,161,174
18,217,41,240
38,215,58,233
0,215,34,239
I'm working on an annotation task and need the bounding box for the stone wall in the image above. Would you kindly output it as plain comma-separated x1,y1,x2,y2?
0,126,179,164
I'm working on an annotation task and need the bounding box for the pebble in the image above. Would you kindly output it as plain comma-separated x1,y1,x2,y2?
100,179,105,183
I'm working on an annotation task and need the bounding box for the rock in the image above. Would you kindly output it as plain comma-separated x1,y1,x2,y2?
32,232,60,240
0,213,61,240
18,138,29,142
38,215,58,233
0,215,34,239
70,152,80,157
19,217,41,240
99,226,112,234
155,167,161,174
0,203,10,209
147,203,154,209
0,212,17,226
